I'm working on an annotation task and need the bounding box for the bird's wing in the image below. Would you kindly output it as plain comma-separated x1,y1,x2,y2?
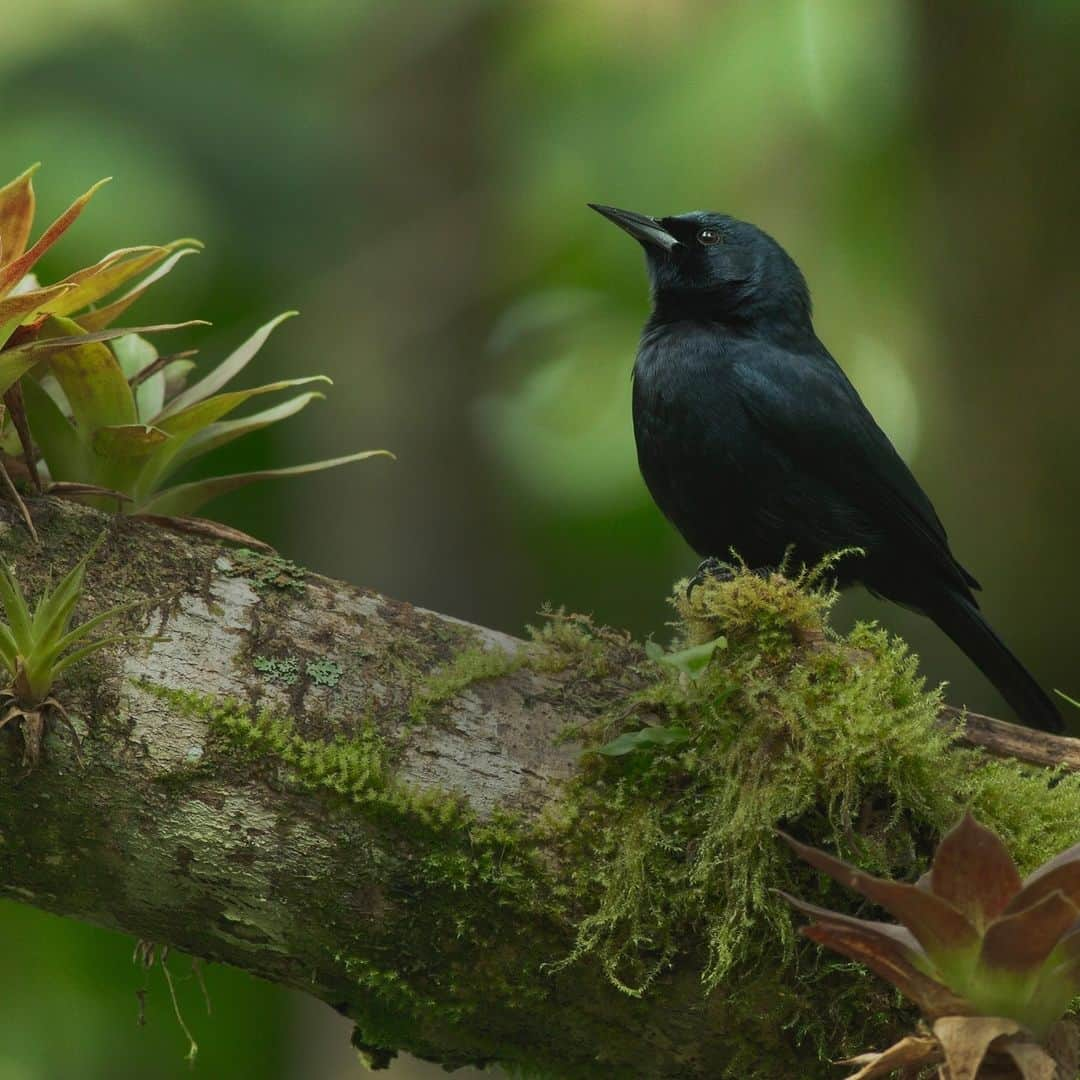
729,341,979,594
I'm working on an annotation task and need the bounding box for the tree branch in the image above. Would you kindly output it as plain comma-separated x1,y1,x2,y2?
0,497,1074,1077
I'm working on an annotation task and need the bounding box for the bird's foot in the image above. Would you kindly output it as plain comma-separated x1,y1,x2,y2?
686,557,736,597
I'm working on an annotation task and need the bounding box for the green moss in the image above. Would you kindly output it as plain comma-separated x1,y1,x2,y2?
548,560,1080,1070
408,645,525,723
140,562,1080,1077
252,655,300,686
226,548,306,593
305,658,342,688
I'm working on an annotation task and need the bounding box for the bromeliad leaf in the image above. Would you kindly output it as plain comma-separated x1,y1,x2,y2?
0,282,76,349
77,246,200,332
42,315,138,430
596,726,691,757
155,311,298,419
43,239,201,318
0,177,111,299
0,163,39,266
136,450,394,516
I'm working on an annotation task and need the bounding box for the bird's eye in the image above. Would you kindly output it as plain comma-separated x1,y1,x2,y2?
696,228,723,246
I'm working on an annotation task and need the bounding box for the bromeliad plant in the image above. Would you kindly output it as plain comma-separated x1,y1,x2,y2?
0,165,389,534
0,538,136,767
779,815,1080,1079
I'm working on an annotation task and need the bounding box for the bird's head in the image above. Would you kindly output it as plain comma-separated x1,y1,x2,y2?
589,205,812,331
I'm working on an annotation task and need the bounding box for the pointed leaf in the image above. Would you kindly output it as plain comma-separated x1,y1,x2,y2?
0,164,39,265
51,635,126,679
30,549,89,642
20,374,88,482
931,813,1022,927
0,622,18,672
801,923,970,1018
0,282,75,348
838,1036,942,1080
780,832,979,963
165,390,324,467
39,315,137,431
135,376,332,492
0,565,33,653
776,890,927,961
1007,842,1080,915
78,247,199,331
154,311,298,419
48,601,140,657
0,178,111,299
44,239,201,316
18,320,208,356
978,890,1080,977
113,334,168,422
136,450,393,516
932,1016,1021,1080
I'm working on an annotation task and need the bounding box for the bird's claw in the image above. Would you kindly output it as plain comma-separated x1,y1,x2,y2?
686,557,735,597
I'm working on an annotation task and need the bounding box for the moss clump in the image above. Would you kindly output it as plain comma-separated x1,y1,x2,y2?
305,659,342,688
226,548,306,593
252,655,300,686
408,645,525,723
553,559,1080,1071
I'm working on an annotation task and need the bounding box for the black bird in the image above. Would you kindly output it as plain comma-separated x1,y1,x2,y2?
590,203,1062,733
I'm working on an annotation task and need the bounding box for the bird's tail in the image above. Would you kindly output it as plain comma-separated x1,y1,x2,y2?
927,589,1062,733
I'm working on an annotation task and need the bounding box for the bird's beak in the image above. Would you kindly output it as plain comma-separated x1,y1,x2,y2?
588,204,680,253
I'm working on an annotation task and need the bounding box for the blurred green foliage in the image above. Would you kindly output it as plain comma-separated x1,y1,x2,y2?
1,0,1077,1076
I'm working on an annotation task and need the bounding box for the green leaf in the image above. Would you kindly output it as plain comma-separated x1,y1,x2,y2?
136,450,393,516
78,247,200,332
1056,690,1080,710
112,333,166,422
0,341,50,396
0,177,111,299
596,726,691,757
40,314,137,432
155,311,298,420
90,424,170,492
44,239,201,317
168,390,325,469
0,564,33,653
135,376,333,493
0,621,18,674
46,602,140,664
50,635,125,680
30,553,88,645
20,374,88,482
653,637,726,680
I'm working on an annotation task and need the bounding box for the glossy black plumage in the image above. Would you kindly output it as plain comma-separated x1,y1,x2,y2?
591,204,1061,732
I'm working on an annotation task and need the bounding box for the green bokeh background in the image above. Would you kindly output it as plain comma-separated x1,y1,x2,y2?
2,1,1078,1076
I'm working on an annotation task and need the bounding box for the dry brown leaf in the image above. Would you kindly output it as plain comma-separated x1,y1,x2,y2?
933,1016,1021,1080
838,1035,941,1079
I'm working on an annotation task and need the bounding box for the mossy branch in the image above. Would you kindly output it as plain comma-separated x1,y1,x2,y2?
0,497,1077,1079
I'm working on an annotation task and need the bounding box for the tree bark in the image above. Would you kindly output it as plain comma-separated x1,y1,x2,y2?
0,497,1074,1078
